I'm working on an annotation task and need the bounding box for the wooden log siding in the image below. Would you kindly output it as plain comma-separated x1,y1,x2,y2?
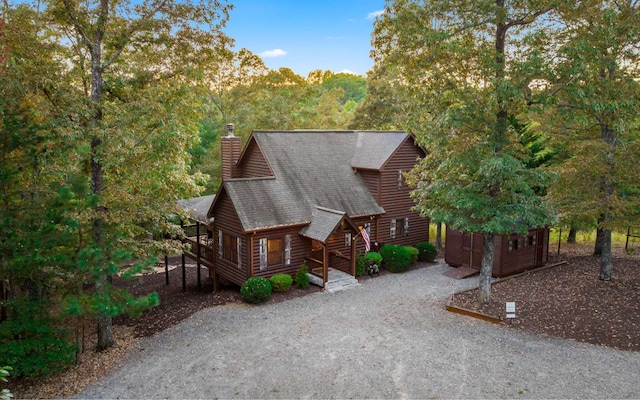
251,227,311,279
376,138,429,247
325,224,356,275
445,227,550,277
236,139,272,178
358,170,380,202
212,192,249,286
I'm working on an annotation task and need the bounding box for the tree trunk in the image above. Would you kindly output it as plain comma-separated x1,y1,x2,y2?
96,314,114,351
594,225,606,256
89,3,114,350
599,228,612,281
567,227,577,243
435,222,442,248
478,233,495,304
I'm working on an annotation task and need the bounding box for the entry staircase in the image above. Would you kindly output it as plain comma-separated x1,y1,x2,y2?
308,267,360,293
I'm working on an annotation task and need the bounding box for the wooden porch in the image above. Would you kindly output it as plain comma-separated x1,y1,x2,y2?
181,221,215,290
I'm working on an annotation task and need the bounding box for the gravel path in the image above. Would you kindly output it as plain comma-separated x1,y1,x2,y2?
76,263,640,399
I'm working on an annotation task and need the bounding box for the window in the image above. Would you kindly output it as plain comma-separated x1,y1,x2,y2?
509,238,520,252
268,238,283,265
284,234,291,266
527,235,536,246
217,230,223,257
222,233,238,264
390,219,396,239
236,238,242,268
260,237,284,269
345,232,352,247
403,218,409,237
397,170,404,188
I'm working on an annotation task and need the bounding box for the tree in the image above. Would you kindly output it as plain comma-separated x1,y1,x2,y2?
548,0,640,280
0,4,82,375
45,0,232,350
375,0,557,302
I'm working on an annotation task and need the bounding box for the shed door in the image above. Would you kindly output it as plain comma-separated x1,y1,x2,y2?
461,233,483,269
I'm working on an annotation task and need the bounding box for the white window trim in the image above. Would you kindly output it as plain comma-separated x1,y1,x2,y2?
217,229,223,257
403,218,409,236
236,237,242,268
284,234,292,266
345,232,352,247
259,238,267,270
390,219,396,239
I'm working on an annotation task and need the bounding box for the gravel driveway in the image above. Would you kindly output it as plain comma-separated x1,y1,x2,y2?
77,263,640,399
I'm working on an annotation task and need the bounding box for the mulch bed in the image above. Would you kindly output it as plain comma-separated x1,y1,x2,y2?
448,244,640,351
113,257,322,337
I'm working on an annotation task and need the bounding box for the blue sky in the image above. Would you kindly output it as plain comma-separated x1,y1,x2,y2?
223,0,386,77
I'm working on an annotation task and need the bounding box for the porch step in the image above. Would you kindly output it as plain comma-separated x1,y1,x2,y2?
307,268,360,293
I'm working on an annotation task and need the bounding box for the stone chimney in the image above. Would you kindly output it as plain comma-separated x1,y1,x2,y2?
220,123,242,180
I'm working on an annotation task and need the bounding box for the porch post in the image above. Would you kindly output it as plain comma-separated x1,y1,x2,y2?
164,255,169,285
181,252,186,292
323,244,328,289
181,220,186,292
351,234,357,276
196,222,201,290
212,228,219,292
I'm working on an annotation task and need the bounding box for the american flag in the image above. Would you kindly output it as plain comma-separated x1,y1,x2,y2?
361,225,370,252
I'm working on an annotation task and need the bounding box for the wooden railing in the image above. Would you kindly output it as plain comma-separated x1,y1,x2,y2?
184,237,214,262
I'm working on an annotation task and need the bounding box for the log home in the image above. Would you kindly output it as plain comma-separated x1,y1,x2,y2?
183,125,429,290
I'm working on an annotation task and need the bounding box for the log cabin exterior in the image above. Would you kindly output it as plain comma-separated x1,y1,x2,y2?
444,226,550,278
184,127,429,289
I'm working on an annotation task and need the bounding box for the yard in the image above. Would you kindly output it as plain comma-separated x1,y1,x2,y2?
12,242,640,398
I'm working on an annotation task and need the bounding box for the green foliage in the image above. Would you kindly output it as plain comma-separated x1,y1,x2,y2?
405,246,419,264
295,261,311,289
363,251,382,266
269,274,293,293
240,277,272,304
379,244,412,273
320,72,367,104
416,242,438,262
1,366,13,400
355,254,366,277
0,300,76,378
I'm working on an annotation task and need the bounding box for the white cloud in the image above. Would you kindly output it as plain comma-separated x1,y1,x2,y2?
366,10,384,20
260,49,287,58
339,69,356,75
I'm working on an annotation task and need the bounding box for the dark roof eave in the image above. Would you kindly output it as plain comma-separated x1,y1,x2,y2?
243,221,311,234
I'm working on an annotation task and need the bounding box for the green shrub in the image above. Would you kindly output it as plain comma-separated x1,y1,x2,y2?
0,299,77,378
295,261,310,289
363,251,382,266
379,244,395,266
355,254,366,277
240,277,272,303
406,246,419,264
269,274,293,292
380,244,412,273
416,241,438,262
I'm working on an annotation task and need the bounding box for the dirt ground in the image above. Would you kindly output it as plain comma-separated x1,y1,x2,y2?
448,243,640,351
11,243,640,398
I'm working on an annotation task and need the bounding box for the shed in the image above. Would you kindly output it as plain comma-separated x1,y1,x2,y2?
445,226,549,278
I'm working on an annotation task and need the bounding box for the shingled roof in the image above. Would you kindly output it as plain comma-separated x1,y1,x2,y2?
300,206,357,243
210,130,413,232
178,194,215,224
